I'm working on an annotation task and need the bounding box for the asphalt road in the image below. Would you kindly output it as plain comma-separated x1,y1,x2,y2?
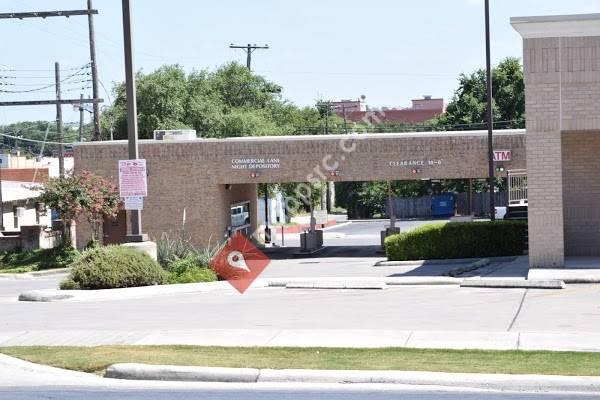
2,385,594,400
274,218,446,245
3,281,600,334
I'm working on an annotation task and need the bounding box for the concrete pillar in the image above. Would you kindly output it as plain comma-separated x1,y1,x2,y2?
512,15,600,267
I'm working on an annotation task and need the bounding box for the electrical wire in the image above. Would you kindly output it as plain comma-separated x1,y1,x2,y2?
0,131,71,145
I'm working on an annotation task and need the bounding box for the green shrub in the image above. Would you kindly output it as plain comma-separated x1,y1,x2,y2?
384,221,527,261
38,244,80,270
68,245,166,289
0,244,79,272
59,278,80,290
166,256,218,284
156,233,196,268
157,233,223,271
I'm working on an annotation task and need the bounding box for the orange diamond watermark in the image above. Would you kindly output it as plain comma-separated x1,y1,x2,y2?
210,231,270,294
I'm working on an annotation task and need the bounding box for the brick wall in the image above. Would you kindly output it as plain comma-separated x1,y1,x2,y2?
73,132,525,249
562,131,600,256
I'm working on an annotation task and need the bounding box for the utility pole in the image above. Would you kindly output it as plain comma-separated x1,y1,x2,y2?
78,94,85,142
230,43,270,241
87,0,101,141
55,62,64,178
485,0,495,221
122,0,143,239
229,43,269,70
0,167,4,232
342,105,349,134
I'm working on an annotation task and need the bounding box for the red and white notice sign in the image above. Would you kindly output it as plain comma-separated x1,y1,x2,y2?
118,159,148,197
493,150,511,162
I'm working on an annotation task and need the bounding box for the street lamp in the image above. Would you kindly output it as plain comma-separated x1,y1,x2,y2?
484,0,496,221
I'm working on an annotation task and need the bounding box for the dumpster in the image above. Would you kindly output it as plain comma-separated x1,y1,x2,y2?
431,193,455,217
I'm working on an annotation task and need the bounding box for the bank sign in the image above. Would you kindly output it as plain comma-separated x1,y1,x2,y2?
493,150,511,162
231,158,280,170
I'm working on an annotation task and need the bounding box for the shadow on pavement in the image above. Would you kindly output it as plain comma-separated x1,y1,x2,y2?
262,245,383,260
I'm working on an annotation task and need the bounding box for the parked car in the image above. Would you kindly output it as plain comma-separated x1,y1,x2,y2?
231,204,250,227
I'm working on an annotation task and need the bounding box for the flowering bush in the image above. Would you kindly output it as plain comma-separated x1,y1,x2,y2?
37,171,122,242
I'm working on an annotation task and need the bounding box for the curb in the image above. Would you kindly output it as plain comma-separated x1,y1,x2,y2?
285,281,387,290
18,280,255,302
103,363,600,392
374,256,515,267
18,276,465,302
528,269,600,284
461,279,565,289
105,363,259,382
0,268,70,280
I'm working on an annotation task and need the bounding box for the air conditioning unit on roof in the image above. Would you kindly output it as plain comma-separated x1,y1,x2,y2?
153,130,197,141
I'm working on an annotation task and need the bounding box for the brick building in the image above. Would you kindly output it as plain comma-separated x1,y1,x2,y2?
337,96,445,125
73,13,600,270
74,130,525,248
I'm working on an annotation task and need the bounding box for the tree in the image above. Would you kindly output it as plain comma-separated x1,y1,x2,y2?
434,57,524,129
103,62,326,139
37,171,121,243
77,171,122,242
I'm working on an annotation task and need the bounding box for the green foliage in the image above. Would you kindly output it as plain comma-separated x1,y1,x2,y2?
156,233,197,268
434,57,524,128
166,257,218,284
38,244,80,270
66,246,166,290
103,63,326,139
59,278,80,290
0,121,93,156
157,233,222,272
384,221,527,261
0,245,79,272
37,171,121,242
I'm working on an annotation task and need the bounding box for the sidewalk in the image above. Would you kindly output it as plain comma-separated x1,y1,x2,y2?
2,328,600,352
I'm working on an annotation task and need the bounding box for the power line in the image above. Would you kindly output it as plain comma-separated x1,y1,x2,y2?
0,131,71,145
229,43,269,70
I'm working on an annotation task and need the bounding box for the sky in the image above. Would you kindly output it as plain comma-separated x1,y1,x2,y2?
1,0,599,126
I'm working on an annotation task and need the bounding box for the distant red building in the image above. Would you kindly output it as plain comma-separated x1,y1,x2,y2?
335,96,445,125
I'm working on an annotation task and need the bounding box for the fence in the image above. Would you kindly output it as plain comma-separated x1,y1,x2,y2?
386,192,508,219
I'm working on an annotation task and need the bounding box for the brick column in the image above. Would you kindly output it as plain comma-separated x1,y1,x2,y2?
513,15,600,267
514,32,565,267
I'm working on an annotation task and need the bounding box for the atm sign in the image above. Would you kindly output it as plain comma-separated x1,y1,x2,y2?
493,150,511,162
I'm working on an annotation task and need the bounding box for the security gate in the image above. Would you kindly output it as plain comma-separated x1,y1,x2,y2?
508,169,528,206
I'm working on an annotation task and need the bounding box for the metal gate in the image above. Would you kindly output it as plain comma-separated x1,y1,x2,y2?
508,169,528,206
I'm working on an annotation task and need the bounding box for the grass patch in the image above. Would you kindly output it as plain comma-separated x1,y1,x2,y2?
2,346,600,376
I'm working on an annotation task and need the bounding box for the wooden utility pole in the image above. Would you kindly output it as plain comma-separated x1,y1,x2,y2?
0,168,4,231
55,62,64,178
0,6,103,138
229,43,269,70
87,0,101,141
78,94,85,143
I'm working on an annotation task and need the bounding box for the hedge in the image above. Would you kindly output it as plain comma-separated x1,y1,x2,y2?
384,221,527,261
65,245,166,290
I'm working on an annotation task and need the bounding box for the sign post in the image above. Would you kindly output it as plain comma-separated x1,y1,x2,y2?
118,158,147,240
